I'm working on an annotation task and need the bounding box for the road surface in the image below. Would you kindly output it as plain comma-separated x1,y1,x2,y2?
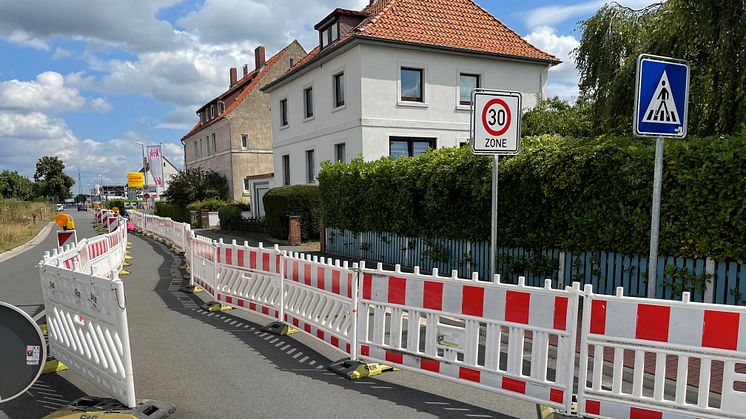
0,209,537,418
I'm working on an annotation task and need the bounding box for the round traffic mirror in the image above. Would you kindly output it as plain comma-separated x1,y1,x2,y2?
0,302,47,403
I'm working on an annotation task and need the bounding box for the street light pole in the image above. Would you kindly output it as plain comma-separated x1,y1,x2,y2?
137,141,147,207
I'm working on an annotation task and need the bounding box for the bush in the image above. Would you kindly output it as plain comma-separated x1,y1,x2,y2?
154,202,191,223
187,198,232,213
106,199,126,211
263,185,320,241
318,133,746,261
218,205,242,230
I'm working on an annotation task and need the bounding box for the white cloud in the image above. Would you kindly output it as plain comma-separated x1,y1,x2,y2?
179,0,368,51
156,106,198,130
522,0,653,29
89,97,112,112
52,47,73,60
64,72,96,90
0,71,86,112
0,0,180,53
524,26,580,85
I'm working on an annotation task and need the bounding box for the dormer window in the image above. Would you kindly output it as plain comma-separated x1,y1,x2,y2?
320,20,339,49
218,101,225,114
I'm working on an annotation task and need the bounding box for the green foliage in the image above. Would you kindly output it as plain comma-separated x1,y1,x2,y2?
522,97,593,137
164,168,228,207
106,199,126,211
218,205,242,230
0,170,34,201
154,202,191,223
263,185,320,241
319,135,746,261
33,156,74,202
662,265,712,298
574,1,746,136
186,198,231,212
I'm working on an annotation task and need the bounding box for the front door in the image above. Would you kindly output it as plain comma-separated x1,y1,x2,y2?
254,182,269,218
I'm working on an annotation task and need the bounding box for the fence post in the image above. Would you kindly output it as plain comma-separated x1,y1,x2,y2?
704,257,715,304
351,261,362,360
558,251,566,287
278,246,285,324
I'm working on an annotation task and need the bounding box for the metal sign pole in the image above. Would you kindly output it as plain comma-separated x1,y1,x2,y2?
647,136,664,297
490,155,498,280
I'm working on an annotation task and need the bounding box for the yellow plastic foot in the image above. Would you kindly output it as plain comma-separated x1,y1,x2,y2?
261,321,298,336
200,301,232,312
125,255,133,260
42,359,69,374
327,359,398,379
119,269,130,276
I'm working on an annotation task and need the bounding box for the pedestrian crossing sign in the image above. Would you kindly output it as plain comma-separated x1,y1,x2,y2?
634,54,689,138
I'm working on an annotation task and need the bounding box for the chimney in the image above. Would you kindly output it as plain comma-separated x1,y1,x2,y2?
242,64,249,77
255,46,266,71
229,67,237,87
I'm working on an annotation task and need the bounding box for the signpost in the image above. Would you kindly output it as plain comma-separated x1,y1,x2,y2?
634,54,689,297
0,302,46,403
471,89,522,280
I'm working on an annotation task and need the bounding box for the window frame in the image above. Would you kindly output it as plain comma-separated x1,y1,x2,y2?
306,149,315,183
400,67,424,103
279,97,289,127
282,154,290,186
243,177,250,193
388,136,436,158
303,86,314,120
333,72,345,109
211,133,216,155
241,134,249,150
458,73,481,106
334,142,346,163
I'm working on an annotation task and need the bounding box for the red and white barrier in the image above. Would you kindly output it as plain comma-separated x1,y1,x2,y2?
577,285,746,419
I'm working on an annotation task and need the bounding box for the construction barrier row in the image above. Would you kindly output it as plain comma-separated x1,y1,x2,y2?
38,209,136,408
130,211,746,418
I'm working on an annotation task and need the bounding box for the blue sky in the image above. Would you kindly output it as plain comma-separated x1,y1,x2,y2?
0,0,651,193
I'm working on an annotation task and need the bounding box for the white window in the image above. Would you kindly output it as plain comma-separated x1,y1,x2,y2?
206,136,211,155
241,134,249,150
280,98,288,127
194,141,199,159
306,150,315,183
211,133,216,155
304,86,313,119
199,139,204,158
218,101,225,114
401,67,424,102
333,72,345,108
335,142,346,163
459,73,480,106
243,177,250,193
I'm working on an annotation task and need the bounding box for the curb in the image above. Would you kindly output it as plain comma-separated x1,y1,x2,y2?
0,221,54,264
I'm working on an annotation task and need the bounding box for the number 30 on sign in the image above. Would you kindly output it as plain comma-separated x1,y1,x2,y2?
470,90,522,155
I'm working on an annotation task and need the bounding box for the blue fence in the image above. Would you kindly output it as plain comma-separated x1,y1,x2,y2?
324,227,746,305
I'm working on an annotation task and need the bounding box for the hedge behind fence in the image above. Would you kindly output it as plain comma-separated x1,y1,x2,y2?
263,185,321,241
318,133,746,261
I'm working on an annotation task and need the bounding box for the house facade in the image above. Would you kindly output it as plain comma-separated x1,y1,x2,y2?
181,41,307,216
262,0,559,187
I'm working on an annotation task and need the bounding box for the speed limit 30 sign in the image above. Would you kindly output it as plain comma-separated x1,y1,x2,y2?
470,90,522,155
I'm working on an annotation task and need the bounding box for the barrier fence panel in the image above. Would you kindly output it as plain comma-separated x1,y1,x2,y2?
357,262,581,412
282,252,356,355
577,285,746,419
191,235,216,295
39,224,136,408
212,239,282,320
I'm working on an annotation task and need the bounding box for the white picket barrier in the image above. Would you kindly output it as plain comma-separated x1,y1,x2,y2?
39,220,136,408
577,286,746,419
132,211,746,418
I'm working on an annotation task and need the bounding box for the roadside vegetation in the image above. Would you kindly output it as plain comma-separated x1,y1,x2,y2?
0,200,53,253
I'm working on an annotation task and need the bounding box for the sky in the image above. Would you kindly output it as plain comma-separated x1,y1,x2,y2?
0,0,652,194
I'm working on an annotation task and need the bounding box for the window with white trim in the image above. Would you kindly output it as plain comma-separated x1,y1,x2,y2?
333,72,345,108
304,86,314,119
241,134,249,150
306,150,315,183
243,177,250,193
280,98,288,127
401,67,424,102
335,142,346,163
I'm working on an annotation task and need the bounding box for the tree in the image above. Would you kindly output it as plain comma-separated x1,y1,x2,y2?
75,194,89,203
522,96,593,137
163,168,228,207
33,156,74,202
0,170,34,201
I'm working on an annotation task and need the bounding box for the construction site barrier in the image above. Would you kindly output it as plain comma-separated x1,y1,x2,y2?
129,211,746,418
38,215,135,408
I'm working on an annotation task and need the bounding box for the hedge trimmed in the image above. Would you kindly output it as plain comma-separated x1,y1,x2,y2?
263,185,320,241
318,133,746,261
154,202,190,223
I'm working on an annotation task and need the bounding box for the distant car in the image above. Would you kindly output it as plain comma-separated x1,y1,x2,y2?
77,204,87,212
56,204,64,211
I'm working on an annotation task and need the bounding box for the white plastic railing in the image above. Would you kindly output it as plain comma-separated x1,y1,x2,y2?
130,211,746,418
39,215,135,408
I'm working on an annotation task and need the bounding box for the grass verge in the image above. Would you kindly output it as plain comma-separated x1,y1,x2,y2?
0,200,53,253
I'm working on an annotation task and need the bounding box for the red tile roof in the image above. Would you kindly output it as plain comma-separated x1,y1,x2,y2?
181,41,300,142
267,0,558,91
356,0,559,62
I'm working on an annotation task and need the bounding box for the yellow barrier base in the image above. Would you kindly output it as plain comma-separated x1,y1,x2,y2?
42,359,69,374
261,321,298,336
179,285,204,293
200,301,232,312
125,255,133,260
327,358,398,379
118,269,130,276
42,397,176,419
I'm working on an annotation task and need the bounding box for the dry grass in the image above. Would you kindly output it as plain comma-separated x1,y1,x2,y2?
0,200,53,253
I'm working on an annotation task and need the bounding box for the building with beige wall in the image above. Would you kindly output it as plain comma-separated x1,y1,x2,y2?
181,41,307,216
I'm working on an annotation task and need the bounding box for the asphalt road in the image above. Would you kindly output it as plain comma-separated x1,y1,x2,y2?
0,210,537,419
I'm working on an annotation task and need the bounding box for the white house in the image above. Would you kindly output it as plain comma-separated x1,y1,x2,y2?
262,0,559,186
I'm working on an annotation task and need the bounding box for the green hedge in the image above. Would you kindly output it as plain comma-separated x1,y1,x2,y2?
218,205,242,230
318,133,746,261
263,185,320,241
154,202,191,223
186,198,232,213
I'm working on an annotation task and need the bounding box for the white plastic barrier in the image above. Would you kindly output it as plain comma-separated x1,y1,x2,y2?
191,235,216,295
39,221,136,408
578,286,746,419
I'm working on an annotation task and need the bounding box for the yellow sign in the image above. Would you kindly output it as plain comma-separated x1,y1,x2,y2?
54,213,75,230
127,172,145,188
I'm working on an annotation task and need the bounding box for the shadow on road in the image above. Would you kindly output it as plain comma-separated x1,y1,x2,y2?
140,234,521,419
0,372,90,418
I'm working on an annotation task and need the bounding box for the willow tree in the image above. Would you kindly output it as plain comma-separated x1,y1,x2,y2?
574,0,746,136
